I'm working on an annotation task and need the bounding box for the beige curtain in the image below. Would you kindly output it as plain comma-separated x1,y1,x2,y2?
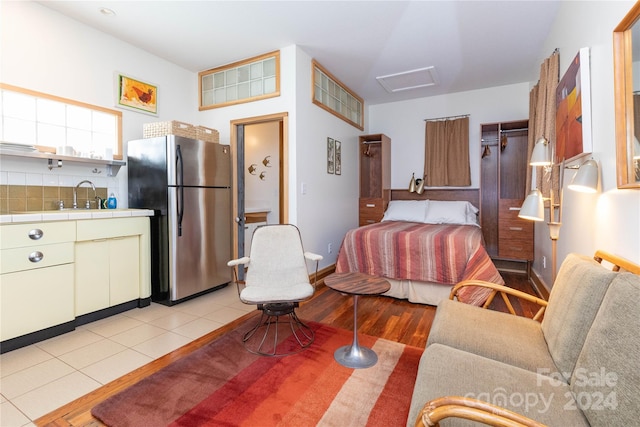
424,116,471,186
528,50,560,203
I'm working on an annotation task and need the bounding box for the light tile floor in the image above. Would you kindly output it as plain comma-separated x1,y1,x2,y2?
0,285,253,427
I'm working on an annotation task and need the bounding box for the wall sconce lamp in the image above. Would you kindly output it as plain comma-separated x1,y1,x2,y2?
567,159,599,193
408,173,425,194
519,148,600,282
530,137,552,167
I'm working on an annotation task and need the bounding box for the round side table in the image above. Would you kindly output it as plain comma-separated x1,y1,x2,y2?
324,272,390,368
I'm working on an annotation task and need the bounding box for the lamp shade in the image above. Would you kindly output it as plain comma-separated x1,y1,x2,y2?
416,177,425,194
568,159,598,193
408,173,416,192
518,189,544,221
530,138,551,166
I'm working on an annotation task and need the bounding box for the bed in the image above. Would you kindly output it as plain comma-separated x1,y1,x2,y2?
335,190,503,306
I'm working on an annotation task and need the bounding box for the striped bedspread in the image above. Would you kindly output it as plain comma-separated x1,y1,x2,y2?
335,221,503,306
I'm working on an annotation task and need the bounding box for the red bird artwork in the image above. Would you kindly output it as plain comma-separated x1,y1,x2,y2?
131,86,154,104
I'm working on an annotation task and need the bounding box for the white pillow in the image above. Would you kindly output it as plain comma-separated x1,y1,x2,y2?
424,200,479,226
381,200,429,223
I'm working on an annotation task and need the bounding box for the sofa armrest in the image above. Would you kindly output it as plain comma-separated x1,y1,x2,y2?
450,280,548,321
414,396,548,427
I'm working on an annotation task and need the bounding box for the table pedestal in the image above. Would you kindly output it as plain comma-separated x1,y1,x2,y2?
334,295,378,368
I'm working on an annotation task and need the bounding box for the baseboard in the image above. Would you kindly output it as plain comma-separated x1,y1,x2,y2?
313,264,336,288
529,269,550,300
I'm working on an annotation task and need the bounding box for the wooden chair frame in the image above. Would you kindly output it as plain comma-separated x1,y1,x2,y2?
416,250,640,427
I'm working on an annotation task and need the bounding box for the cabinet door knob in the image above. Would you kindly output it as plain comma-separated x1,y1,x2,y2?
509,227,523,231
28,251,44,263
28,229,44,240
366,204,376,208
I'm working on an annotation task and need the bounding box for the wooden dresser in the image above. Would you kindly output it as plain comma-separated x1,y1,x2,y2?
358,133,391,226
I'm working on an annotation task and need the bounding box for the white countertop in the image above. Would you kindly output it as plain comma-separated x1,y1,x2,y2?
0,208,155,224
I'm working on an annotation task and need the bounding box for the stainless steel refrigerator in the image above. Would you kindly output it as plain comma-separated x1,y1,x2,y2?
127,135,232,305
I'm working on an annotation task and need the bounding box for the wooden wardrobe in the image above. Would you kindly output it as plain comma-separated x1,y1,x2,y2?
480,120,533,274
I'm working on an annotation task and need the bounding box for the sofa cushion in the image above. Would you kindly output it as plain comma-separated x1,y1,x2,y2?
427,299,558,374
541,253,618,381
570,272,640,427
407,344,589,427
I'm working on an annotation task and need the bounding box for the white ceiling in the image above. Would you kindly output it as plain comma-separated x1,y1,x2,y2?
38,1,561,106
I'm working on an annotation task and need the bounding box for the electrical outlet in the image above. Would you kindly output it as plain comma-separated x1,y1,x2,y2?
542,256,547,269
327,243,332,254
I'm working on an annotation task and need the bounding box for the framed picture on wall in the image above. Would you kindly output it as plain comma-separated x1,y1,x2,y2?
116,73,158,115
555,47,592,163
327,137,335,174
334,140,342,175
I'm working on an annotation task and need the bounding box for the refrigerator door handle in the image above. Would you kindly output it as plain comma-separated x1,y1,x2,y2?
177,144,184,236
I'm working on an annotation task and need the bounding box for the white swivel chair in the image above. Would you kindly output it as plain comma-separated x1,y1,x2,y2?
227,224,323,356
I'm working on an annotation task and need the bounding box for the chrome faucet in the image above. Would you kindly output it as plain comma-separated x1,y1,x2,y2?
73,180,96,209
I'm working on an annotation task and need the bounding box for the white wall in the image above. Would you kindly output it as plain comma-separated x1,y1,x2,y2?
369,82,530,189
531,0,640,287
1,1,196,203
1,4,359,270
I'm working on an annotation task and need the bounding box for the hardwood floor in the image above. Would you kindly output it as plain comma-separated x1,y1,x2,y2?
36,271,539,426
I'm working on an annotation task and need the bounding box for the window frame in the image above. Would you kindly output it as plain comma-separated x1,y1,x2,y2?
311,59,364,131
0,83,123,160
198,51,281,110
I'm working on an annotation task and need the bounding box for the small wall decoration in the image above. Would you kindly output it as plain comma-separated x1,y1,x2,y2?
116,73,158,115
327,137,335,174
555,47,592,163
334,140,342,175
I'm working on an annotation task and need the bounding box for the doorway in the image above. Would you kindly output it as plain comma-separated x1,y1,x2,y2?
230,112,288,260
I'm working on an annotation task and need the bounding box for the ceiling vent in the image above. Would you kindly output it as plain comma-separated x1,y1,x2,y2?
376,66,439,93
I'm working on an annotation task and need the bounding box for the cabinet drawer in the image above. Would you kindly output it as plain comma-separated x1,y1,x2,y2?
499,238,533,260
1,242,74,274
76,217,148,241
499,219,533,238
498,199,526,221
0,221,75,249
359,198,385,226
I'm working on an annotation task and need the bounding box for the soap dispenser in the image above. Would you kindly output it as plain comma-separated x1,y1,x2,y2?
107,193,117,209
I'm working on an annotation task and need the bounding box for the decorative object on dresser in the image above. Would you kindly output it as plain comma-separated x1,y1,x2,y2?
480,120,532,275
358,133,391,226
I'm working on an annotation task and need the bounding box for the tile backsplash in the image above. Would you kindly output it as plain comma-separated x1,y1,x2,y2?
0,167,120,214
0,184,109,213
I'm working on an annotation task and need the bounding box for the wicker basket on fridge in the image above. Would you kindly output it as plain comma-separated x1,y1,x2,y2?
143,120,197,139
196,126,220,143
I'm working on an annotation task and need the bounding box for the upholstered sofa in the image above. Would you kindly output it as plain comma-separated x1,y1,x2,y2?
407,251,640,427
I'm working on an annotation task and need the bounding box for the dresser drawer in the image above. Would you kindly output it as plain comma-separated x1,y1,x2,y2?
499,218,533,238
0,222,76,250
359,198,385,226
1,242,74,274
499,238,533,260
498,199,526,221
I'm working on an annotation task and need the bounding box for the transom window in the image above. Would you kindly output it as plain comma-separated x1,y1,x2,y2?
199,51,280,110
312,60,364,130
0,84,122,159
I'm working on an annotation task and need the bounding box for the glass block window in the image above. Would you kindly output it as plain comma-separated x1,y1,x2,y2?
199,51,280,110
0,84,122,159
312,60,364,130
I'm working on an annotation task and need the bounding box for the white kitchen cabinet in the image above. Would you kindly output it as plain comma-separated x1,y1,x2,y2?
0,221,76,342
75,217,148,316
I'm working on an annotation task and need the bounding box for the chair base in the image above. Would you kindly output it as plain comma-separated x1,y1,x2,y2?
242,302,315,357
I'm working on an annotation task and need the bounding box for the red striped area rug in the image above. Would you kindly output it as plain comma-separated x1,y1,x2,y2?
91,321,423,426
